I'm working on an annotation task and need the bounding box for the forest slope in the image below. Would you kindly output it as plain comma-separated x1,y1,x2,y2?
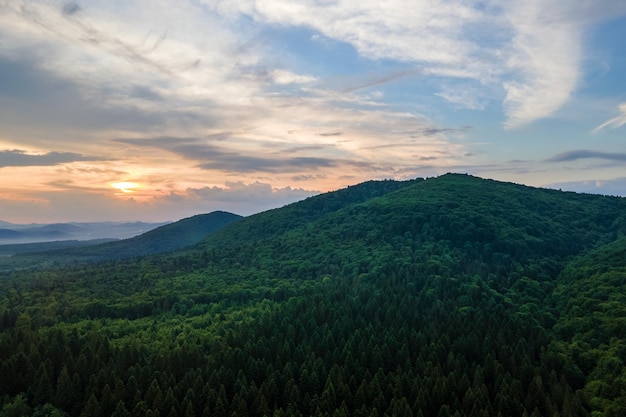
0,211,242,269
551,237,626,416
1,174,625,417
196,173,624,284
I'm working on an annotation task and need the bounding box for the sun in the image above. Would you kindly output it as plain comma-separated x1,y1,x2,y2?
111,181,139,193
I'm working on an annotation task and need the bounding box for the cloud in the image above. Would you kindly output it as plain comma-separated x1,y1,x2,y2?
218,0,626,127
214,3,483,83
546,150,626,163
501,0,581,128
341,69,421,94
291,174,327,182
593,102,626,133
1,1,624,141
0,177,320,222
0,55,74,100
409,126,472,138
546,177,626,197
186,181,317,207
277,145,326,154
436,84,487,110
131,86,164,102
219,0,483,66
115,136,375,174
198,156,340,173
0,149,106,168
0,0,267,112
271,69,317,85
0,55,168,145
113,98,469,177
161,181,318,217
501,0,626,127
3,1,430,147
61,2,81,16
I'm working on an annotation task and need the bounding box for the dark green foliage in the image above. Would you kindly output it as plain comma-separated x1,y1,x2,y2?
0,239,117,257
0,174,624,416
550,237,626,416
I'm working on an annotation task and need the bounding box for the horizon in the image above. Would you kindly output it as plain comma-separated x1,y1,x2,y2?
1,1,625,223
1,173,624,225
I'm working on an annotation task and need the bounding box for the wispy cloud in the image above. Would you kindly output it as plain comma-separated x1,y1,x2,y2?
341,69,421,94
220,0,626,127
115,136,376,174
220,0,483,67
0,149,106,168
61,1,81,16
501,0,581,129
0,0,265,112
501,0,626,127
1,0,621,139
593,102,626,133
8,2,178,77
271,69,317,85
546,149,626,162
409,126,472,138
436,84,487,110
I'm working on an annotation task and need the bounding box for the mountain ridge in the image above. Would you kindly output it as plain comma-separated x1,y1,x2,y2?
0,220,170,244
194,173,624,277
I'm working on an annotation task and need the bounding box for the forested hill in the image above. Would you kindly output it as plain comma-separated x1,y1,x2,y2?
1,173,626,417
4,211,242,267
197,173,624,272
49,210,242,260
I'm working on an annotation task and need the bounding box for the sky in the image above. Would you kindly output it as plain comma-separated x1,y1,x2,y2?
0,0,625,223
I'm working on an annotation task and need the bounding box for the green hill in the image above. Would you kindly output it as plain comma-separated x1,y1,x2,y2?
51,210,243,259
197,173,622,282
0,174,625,417
1,211,242,269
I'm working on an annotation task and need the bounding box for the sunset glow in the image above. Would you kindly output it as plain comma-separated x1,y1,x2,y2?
0,1,625,223
112,182,140,194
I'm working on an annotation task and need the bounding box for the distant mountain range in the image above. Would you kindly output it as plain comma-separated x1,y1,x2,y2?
0,220,170,244
0,211,242,265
